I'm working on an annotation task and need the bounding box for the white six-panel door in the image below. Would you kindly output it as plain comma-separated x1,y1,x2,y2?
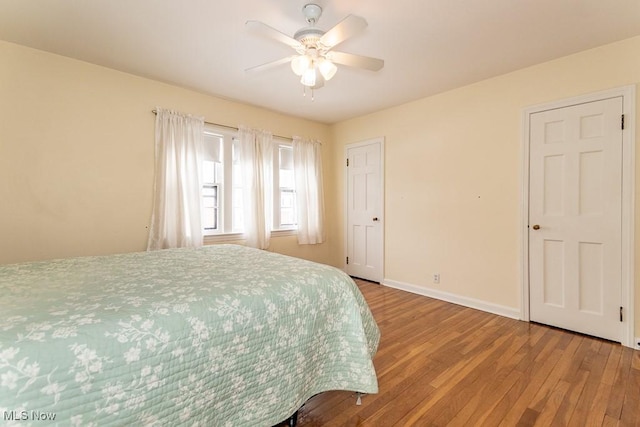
529,97,623,342
346,140,383,282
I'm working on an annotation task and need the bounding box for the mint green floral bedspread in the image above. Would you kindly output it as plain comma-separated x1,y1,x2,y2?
0,245,379,426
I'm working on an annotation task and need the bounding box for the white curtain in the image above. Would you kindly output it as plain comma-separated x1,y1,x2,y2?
293,136,325,244
147,108,204,250
238,126,273,249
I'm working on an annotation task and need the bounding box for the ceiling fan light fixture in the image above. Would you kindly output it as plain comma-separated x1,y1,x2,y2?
291,55,311,76
318,59,337,81
301,67,317,87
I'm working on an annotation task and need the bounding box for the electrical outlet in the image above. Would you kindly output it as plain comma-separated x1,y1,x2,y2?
433,273,440,284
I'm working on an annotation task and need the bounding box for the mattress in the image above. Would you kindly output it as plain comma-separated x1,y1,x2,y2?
0,244,379,426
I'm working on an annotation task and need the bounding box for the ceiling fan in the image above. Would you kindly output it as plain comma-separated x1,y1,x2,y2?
246,3,384,93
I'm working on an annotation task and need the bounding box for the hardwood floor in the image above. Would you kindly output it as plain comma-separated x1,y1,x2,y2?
295,279,640,426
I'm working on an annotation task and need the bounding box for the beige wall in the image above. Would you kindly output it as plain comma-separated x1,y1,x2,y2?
0,40,337,266
331,36,640,341
2,35,639,340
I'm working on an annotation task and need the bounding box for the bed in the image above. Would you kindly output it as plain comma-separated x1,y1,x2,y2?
0,244,379,426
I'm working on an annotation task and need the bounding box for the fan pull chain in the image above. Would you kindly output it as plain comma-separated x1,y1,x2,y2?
301,86,315,101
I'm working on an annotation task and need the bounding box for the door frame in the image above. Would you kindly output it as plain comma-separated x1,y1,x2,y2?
519,85,636,348
344,137,385,282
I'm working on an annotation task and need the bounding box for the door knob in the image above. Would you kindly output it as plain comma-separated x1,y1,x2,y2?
532,224,540,230
373,217,379,222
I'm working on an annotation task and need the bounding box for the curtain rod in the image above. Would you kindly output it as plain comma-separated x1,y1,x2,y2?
151,109,295,142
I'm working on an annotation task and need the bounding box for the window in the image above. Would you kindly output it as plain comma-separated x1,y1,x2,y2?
201,129,240,236
202,132,223,234
201,161,220,232
201,127,295,238
274,144,297,230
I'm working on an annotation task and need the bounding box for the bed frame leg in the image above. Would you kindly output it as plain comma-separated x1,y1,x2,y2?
287,410,298,427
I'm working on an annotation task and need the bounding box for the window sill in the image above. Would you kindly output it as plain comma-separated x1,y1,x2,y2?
203,232,245,244
203,229,297,244
271,229,297,238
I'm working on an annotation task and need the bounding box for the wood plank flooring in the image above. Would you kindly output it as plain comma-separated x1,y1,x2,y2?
295,279,640,426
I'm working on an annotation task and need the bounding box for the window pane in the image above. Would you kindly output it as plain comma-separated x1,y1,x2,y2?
202,185,218,231
277,146,296,229
203,186,217,197
203,133,222,163
202,131,223,235
203,207,218,230
215,161,224,183
203,161,215,184
279,146,293,170
204,161,223,185
281,190,294,208
280,189,296,226
281,208,295,226
280,169,294,189
203,197,216,208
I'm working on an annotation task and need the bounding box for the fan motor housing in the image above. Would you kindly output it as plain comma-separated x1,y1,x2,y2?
294,27,325,47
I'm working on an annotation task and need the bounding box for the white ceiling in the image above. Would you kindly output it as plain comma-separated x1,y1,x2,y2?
1,0,640,124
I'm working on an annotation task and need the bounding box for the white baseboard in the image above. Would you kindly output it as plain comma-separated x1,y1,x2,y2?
382,278,521,320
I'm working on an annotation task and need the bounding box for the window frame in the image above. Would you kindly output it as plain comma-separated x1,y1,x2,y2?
202,126,297,243
202,127,241,240
272,141,298,234
202,131,222,236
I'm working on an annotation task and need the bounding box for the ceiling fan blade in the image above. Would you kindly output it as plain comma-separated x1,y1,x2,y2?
327,51,384,71
246,20,303,50
319,15,367,49
245,56,296,73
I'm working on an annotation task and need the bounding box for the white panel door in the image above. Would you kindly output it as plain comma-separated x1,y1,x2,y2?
529,97,623,342
346,140,383,282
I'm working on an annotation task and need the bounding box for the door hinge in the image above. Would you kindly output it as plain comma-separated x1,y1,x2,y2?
620,306,623,322
346,158,349,167
621,114,625,130
346,256,349,265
